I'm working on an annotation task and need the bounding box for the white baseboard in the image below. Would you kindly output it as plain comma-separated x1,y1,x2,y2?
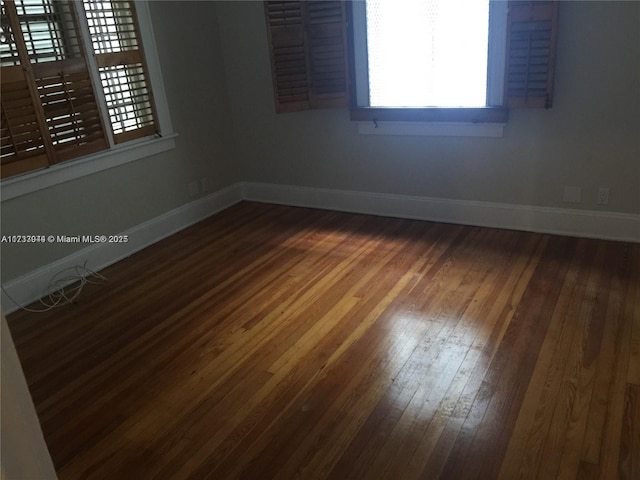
1,183,243,314
3,181,638,314
241,182,640,243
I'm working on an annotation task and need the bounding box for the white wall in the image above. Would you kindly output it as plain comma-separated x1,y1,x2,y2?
216,1,640,214
1,314,57,479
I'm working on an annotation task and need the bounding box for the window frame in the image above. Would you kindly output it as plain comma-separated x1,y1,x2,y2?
348,0,509,125
1,0,175,201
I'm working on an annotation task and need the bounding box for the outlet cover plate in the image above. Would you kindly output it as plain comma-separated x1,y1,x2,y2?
597,187,610,205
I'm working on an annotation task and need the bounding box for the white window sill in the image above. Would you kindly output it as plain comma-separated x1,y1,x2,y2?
1,133,178,202
356,121,505,138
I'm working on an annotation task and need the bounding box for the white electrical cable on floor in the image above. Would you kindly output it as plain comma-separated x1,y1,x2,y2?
1,261,107,313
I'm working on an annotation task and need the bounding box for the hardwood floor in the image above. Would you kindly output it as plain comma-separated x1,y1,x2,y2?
7,202,640,480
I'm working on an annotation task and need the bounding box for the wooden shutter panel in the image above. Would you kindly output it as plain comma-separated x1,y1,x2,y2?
0,66,50,178
306,1,349,108
1,0,108,178
33,58,108,162
16,0,107,162
83,0,158,144
505,1,559,108
265,1,310,112
1,1,49,178
265,1,349,113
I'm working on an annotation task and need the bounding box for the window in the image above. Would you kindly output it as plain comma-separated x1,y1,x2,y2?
264,1,559,123
363,0,493,108
83,0,157,143
351,0,509,124
0,0,167,180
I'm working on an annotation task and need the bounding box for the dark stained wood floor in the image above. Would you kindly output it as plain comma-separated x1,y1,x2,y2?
7,202,640,480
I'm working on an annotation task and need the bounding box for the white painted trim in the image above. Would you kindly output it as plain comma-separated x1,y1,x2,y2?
3,181,638,314
351,0,370,107
357,121,505,137
1,134,177,202
1,183,242,314
487,0,508,106
137,0,174,135
241,182,640,243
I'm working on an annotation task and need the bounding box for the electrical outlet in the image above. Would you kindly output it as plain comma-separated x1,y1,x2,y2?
563,186,582,203
597,187,610,205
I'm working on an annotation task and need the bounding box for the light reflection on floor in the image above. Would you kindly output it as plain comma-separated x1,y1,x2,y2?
379,307,492,427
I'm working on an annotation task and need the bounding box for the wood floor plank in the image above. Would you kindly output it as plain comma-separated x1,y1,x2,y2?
579,242,630,466
599,243,637,480
56,213,399,478
6,202,639,480
404,232,538,480
203,223,463,480
347,230,519,480
627,244,640,386
533,241,608,480
619,383,640,479
429,236,573,480
325,227,495,480
41,207,348,468
498,238,592,479
555,243,620,480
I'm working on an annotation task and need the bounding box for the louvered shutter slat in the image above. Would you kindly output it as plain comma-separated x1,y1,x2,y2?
308,1,348,103
506,1,559,108
82,0,157,144
265,0,349,113
307,1,348,101
16,0,102,153
0,3,49,178
265,1,310,112
1,0,108,178
32,61,107,159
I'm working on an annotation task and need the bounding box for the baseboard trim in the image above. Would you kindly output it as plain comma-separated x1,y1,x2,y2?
241,182,640,243
1,183,243,314
3,181,638,314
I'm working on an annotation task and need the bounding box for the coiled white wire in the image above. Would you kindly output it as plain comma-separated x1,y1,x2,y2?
1,261,107,313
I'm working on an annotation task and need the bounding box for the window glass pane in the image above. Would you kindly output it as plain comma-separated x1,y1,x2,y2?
1,3,20,66
83,0,139,54
99,63,154,135
366,0,490,107
13,0,81,63
83,0,156,140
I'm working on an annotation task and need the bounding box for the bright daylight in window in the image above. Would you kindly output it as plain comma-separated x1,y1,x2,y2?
82,0,157,140
365,0,490,107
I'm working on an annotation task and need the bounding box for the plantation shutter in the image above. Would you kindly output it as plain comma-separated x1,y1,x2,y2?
82,0,157,144
505,1,559,108
265,1,349,113
1,1,50,177
1,0,107,178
